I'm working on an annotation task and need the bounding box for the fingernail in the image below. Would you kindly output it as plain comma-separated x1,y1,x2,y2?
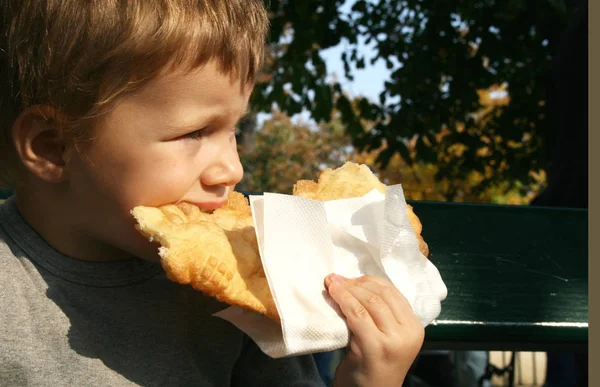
327,274,344,282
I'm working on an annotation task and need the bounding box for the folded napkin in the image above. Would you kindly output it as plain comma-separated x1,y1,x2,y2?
214,184,447,358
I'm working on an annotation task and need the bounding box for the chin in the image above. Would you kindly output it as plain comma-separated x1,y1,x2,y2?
136,242,163,263
121,231,163,263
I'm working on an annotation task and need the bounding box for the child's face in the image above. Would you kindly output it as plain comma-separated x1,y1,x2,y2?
63,61,250,262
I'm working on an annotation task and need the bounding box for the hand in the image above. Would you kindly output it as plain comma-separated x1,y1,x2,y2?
324,274,424,387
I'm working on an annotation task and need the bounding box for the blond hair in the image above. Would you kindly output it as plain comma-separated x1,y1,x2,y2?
0,0,269,188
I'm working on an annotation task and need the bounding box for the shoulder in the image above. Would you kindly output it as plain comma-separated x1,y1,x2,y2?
0,212,50,305
0,226,28,281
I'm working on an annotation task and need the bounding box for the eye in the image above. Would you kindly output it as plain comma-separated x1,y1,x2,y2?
182,128,206,140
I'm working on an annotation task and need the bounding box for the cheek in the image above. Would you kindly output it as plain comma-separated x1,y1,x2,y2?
110,153,199,207
130,170,194,205
79,139,200,208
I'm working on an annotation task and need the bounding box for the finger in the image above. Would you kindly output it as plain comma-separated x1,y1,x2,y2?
350,276,426,358
344,279,399,334
325,274,380,337
355,275,419,325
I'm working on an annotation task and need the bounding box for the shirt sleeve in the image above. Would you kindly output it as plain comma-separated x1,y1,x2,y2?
231,335,326,387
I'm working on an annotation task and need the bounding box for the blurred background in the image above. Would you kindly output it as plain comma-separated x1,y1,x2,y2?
236,0,587,209
238,0,588,386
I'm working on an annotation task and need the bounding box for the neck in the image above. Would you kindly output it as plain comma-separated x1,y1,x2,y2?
14,185,134,262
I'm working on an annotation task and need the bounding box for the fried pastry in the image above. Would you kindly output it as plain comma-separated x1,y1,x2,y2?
132,192,279,322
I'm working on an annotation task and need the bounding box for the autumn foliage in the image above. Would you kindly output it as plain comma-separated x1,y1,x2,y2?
238,87,546,205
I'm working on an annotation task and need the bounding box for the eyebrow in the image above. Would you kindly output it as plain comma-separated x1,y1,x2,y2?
170,105,251,132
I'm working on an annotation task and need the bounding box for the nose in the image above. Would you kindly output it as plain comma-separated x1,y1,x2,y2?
201,139,244,188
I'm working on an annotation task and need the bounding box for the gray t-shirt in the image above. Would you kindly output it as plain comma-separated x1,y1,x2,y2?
0,197,324,386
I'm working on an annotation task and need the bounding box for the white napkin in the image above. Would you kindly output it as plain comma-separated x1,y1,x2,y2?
214,184,447,359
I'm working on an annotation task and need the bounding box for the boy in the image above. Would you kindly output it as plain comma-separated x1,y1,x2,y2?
0,1,424,386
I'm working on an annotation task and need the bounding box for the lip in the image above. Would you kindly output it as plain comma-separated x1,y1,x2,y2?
186,201,227,211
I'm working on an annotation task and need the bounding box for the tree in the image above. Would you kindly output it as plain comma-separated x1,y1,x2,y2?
236,111,351,193
252,0,573,197
238,100,546,204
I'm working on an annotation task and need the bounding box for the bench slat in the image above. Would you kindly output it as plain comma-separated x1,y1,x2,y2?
410,200,588,351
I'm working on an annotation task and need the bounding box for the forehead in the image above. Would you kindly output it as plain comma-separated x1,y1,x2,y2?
86,61,254,139
128,61,253,117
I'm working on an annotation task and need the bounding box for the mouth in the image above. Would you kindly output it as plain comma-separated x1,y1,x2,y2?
184,200,227,213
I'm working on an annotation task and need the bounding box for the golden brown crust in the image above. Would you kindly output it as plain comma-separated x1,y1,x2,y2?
291,180,319,199
132,192,279,322
293,162,387,201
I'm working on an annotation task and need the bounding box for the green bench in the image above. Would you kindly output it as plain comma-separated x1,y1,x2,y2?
411,200,588,352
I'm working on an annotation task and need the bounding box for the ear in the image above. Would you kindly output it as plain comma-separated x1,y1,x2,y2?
11,105,71,183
